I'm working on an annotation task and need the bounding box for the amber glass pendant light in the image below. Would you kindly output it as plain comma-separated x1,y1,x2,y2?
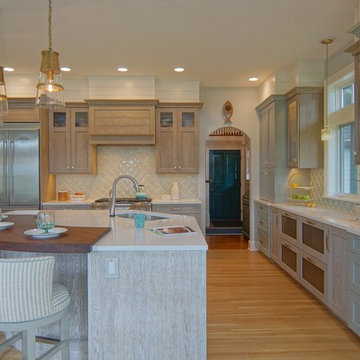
0,66,9,125
320,38,334,141
35,0,65,109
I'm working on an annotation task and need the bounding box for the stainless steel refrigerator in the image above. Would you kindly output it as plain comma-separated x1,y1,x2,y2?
0,124,40,209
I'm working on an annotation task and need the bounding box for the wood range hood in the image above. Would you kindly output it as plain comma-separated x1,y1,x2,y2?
86,99,159,145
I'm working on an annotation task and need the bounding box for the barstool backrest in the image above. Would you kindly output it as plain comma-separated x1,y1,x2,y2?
0,256,55,322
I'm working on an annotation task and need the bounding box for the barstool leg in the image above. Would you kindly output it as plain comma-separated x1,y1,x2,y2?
22,328,36,360
60,311,70,360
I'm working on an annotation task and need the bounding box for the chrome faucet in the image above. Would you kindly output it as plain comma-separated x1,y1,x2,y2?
109,175,141,217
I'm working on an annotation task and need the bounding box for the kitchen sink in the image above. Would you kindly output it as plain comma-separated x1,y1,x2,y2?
116,212,170,221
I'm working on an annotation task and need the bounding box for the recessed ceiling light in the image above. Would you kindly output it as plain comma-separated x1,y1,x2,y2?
174,67,184,72
249,77,258,82
117,67,128,72
3,67,14,72
60,67,71,72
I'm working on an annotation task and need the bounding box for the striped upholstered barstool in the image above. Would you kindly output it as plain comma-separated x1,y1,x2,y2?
0,256,70,360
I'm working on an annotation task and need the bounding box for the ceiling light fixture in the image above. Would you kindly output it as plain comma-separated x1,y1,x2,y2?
35,0,64,109
60,67,71,72
0,66,9,125
174,67,184,72
3,67,14,72
249,77,258,82
320,38,334,141
117,67,128,72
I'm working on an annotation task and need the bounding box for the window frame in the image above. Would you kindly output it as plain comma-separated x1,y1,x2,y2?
324,64,358,201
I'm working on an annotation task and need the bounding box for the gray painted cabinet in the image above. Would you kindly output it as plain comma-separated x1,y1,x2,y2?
285,87,324,169
256,95,288,202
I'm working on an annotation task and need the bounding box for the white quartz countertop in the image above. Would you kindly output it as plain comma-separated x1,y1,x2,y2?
151,198,201,205
254,199,360,236
5,209,208,252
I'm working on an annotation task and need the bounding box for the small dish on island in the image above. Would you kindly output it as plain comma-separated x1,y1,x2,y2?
0,221,14,230
24,227,67,239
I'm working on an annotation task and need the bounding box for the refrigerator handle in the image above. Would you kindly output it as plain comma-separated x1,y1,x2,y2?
9,139,14,197
2,140,7,198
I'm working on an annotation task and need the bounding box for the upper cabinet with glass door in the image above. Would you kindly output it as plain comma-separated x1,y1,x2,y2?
285,87,324,168
155,103,203,174
49,104,97,174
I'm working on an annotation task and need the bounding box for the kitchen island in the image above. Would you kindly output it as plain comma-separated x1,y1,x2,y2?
0,210,207,360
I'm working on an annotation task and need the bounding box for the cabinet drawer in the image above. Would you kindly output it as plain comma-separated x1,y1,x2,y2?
256,209,269,229
256,225,269,254
349,291,360,336
280,238,299,279
301,220,326,262
152,204,200,214
349,234,360,256
300,250,326,301
280,212,298,245
349,252,360,294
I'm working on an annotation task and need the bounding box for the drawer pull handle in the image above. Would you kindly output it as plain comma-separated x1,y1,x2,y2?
306,220,316,226
305,256,315,265
259,220,264,225
170,207,182,211
284,213,291,217
259,206,264,210
283,243,291,250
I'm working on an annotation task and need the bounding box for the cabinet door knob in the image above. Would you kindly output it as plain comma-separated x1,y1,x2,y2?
71,166,75,169
178,166,182,169
173,166,177,170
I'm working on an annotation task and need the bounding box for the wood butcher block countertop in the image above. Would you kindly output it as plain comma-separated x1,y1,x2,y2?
0,215,111,253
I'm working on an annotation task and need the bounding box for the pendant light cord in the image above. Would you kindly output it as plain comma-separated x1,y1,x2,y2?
324,42,328,127
48,0,52,51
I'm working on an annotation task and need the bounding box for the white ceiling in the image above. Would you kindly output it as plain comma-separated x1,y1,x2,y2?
0,0,357,87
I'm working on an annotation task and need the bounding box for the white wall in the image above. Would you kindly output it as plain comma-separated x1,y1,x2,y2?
199,87,260,246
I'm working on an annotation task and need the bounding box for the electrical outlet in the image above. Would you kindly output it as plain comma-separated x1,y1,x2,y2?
104,257,118,278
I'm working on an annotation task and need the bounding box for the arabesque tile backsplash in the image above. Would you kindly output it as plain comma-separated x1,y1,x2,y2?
310,168,355,214
56,146,198,200
287,168,356,215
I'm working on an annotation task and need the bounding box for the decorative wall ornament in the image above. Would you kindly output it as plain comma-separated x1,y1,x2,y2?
223,100,233,124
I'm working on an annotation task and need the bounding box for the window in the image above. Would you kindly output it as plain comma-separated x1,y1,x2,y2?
341,83,354,108
325,65,358,201
338,122,357,195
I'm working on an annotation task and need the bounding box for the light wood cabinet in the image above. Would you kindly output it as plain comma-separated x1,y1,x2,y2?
256,95,288,202
156,103,202,174
49,104,97,174
285,87,323,168
345,41,360,164
4,98,39,123
152,203,201,226
87,99,158,145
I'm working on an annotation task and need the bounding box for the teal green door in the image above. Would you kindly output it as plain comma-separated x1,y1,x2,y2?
209,150,241,221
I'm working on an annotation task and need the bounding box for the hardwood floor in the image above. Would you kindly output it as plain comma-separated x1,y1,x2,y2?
207,235,360,359
2,235,360,359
